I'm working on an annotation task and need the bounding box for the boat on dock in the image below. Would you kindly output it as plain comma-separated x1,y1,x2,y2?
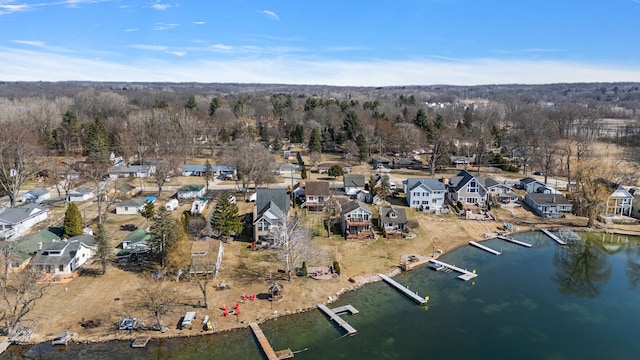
428,259,478,281
51,330,71,346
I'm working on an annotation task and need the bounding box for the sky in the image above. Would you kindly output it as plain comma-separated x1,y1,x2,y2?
1,0,640,86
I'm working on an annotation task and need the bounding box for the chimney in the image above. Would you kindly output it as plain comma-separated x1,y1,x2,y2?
38,242,43,250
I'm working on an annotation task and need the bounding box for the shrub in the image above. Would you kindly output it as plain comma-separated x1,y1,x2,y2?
333,261,341,275
301,261,308,277
456,201,464,211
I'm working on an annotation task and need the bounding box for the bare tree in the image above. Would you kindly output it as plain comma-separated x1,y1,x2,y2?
323,196,342,238
268,214,315,281
189,255,217,310
574,159,616,227
0,124,45,207
222,137,276,197
133,278,177,331
0,264,48,337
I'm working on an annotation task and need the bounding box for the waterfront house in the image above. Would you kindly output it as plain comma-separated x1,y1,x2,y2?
341,200,374,240
447,170,488,208
524,193,573,218
253,189,290,243
378,205,408,238
403,178,447,213
30,234,96,275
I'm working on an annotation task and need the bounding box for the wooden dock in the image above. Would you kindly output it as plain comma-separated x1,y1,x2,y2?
496,235,532,248
540,229,566,245
469,241,501,255
378,273,428,305
131,336,150,348
428,259,478,281
249,323,293,360
317,303,358,336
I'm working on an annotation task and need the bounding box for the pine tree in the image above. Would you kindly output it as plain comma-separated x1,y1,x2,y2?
356,133,369,163
63,203,83,238
210,192,243,238
139,200,156,228
204,160,213,191
149,207,177,268
308,128,322,153
301,165,308,179
94,223,112,275
84,118,111,165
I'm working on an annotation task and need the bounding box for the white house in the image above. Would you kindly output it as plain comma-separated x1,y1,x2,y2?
190,199,209,215
485,179,519,204
0,205,48,241
524,193,573,218
606,185,634,217
115,199,146,215
20,187,51,204
165,199,179,211
67,187,94,202
30,234,96,275
177,185,206,199
403,178,447,213
108,165,156,179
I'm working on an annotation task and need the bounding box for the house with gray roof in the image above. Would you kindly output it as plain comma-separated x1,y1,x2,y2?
0,229,60,270
181,164,236,177
447,170,488,209
378,205,408,238
108,164,155,178
0,205,48,241
341,200,374,240
343,174,366,196
253,189,291,243
115,199,146,215
177,184,206,199
403,178,447,213
303,181,331,211
485,178,519,204
605,184,634,217
524,193,573,218
20,187,51,204
67,186,94,202
30,234,96,275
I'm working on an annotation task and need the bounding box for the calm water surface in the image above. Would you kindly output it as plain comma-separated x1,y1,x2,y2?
6,231,640,360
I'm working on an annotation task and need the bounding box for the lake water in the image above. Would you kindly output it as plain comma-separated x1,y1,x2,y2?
6,231,640,360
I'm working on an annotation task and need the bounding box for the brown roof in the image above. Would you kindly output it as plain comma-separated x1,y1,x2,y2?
305,181,331,196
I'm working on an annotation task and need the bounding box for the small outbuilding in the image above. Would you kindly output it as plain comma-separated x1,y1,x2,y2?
268,283,284,301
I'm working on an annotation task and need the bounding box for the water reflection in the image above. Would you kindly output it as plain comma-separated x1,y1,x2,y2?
552,238,611,298
626,242,640,290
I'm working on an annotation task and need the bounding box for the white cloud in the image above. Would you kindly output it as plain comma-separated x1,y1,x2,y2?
193,21,205,25
260,10,279,20
124,28,138,32
0,3,31,15
151,3,171,10
210,44,233,51
1,46,640,86
10,40,45,47
153,23,178,30
128,44,168,51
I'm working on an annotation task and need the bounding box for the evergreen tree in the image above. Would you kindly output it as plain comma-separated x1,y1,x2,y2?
210,192,243,238
84,118,111,165
94,223,112,275
356,134,369,163
149,207,177,267
328,165,343,178
185,95,198,110
63,203,83,238
204,160,213,191
139,200,156,228
308,128,322,153
209,97,222,117
301,165,308,179
342,110,360,141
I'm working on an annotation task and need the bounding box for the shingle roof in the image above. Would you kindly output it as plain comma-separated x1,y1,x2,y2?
179,184,205,192
31,234,96,267
343,174,365,188
404,178,446,192
0,205,47,225
526,193,572,205
341,200,371,215
305,181,331,196
0,229,60,263
256,189,290,219
379,205,408,225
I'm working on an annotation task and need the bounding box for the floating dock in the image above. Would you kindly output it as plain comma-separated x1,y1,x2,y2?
51,330,71,346
496,235,532,248
469,241,501,255
131,336,150,348
249,323,294,360
317,303,358,336
378,273,428,305
540,229,566,245
428,259,478,281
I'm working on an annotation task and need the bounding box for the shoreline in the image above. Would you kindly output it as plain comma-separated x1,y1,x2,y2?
9,224,634,348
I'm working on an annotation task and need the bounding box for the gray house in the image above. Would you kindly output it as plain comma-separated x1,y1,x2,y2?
253,189,290,243
378,205,408,237
30,234,96,275
0,204,48,240
177,184,206,199
524,193,573,218
343,174,366,196
20,187,51,204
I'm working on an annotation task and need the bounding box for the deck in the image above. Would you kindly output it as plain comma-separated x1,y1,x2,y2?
378,273,428,305
469,241,501,255
317,303,358,336
249,323,294,360
540,229,566,245
131,336,150,348
428,259,478,281
496,235,532,248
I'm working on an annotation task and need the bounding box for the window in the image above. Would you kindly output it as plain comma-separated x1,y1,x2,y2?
257,219,269,231
390,212,397,218
422,200,428,205
468,180,478,193
466,198,475,204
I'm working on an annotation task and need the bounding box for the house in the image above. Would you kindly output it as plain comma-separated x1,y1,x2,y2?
0,229,60,271
165,199,179,211
630,189,640,220
518,177,551,194
30,234,96,275
392,157,423,170
370,156,392,169
343,174,366,196
403,178,447,213
275,163,297,177
180,164,236,177
355,189,372,203
191,199,209,215
0,205,48,241
317,162,353,174
447,170,488,208
120,228,151,252
67,187,94,202
253,189,291,243
177,185,206,199
341,200,374,240
450,155,475,169
378,205,408,238
108,164,155,178
524,193,573,218
606,185,634,217
115,199,146,215
20,187,51,204
303,181,331,211
485,179,519,204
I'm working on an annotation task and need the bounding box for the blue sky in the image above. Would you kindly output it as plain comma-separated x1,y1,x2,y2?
2,0,640,86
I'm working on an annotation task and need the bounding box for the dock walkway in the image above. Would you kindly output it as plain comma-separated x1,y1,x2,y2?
469,241,501,255
378,274,428,305
249,323,293,360
496,236,532,248
131,336,150,348
317,303,358,336
428,259,478,281
540,229,566,245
